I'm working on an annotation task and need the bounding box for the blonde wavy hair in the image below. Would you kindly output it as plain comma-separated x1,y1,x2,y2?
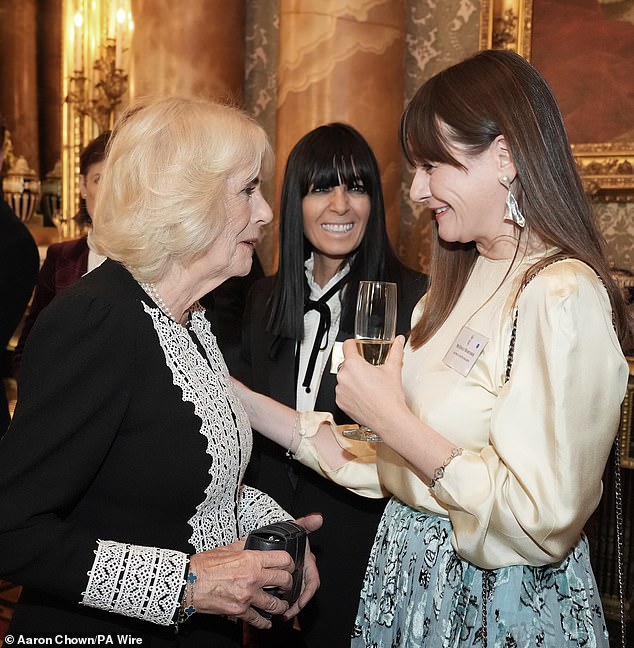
90,96,272,283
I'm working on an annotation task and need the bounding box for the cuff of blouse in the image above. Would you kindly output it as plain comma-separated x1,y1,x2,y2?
293,411,386,498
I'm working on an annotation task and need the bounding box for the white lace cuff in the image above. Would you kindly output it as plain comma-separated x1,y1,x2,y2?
238,485,291,537
81,540,188,626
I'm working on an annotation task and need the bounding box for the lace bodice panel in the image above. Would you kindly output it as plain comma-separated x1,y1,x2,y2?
82,301,287,625
150,305,253,549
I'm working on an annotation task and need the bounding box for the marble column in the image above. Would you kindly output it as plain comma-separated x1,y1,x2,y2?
37,0,63,177
275,0,408,249
0,0,40,174
129,0,246,104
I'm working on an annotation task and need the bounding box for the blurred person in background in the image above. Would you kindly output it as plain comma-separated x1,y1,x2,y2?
0,117,38,435
12,131,110,375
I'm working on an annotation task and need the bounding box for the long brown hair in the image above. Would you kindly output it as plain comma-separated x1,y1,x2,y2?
402,49,631,350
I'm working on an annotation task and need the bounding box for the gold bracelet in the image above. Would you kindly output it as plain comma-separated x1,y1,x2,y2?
286,412,300,458
429,447,463,488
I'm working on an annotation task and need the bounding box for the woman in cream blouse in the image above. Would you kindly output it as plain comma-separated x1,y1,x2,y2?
234,50,631,647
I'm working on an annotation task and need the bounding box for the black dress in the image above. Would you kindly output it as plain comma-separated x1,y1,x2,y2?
0,259,288,646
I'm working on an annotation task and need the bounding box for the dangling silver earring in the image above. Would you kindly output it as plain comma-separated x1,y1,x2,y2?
501,175,525,228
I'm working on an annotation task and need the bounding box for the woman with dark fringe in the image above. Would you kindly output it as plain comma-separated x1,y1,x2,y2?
241,123,428,647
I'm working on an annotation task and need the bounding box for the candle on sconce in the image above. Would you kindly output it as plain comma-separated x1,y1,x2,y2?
108,3,116,40
115,8,125,69
74,12,83,71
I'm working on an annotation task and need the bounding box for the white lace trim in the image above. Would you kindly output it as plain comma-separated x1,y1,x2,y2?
142,303,285,549
80,301,288,626
81,540,187,626
238,486,290,538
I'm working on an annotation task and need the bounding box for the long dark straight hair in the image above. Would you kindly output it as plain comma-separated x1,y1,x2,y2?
266,122,406,342
401,49,631,350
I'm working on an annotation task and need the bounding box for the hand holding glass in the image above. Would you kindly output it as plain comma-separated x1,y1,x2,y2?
342,281,397,442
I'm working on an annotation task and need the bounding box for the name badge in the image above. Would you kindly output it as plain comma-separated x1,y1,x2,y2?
443,326,488,376
330,341,344,374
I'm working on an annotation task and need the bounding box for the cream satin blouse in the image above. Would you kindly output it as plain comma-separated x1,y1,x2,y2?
296,253,629,569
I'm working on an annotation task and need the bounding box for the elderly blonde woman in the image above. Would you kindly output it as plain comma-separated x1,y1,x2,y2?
0,96,320,646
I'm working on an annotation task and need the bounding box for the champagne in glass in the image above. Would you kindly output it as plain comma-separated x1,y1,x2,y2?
342,281,397,442
355,339,393,365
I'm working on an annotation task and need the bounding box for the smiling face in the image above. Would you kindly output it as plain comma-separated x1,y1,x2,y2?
409,134,518,258
301,180,370,281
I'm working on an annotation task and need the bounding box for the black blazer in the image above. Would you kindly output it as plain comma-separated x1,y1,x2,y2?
13,236,90,376
241,266,428,647
0,199,39,433
0,260,276,645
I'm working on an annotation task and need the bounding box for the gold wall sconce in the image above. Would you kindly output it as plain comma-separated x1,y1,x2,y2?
62,0,132,240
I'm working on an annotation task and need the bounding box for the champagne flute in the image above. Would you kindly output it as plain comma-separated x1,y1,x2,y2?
342,281,397,442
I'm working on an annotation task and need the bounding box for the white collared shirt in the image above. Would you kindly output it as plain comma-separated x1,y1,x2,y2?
296,254,350,410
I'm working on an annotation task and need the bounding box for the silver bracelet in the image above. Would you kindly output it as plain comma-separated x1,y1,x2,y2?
286,413,300,458
429,447,463,488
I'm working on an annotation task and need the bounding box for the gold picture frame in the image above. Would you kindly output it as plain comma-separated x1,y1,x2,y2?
479,0,634,202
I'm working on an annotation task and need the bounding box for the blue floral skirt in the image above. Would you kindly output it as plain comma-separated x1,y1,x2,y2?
351,498,609,648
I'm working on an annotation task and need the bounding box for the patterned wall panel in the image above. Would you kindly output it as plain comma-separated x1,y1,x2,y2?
398,0,480,274
245,1,280,274
595,202,634,273
245,1,634,276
